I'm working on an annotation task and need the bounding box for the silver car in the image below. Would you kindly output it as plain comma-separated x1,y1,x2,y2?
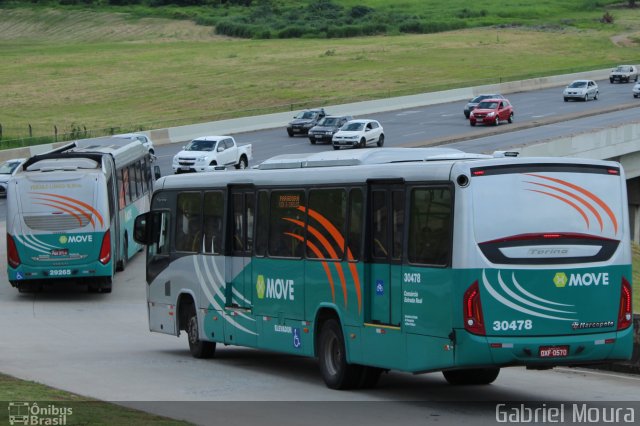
0,158,26,198
113,133,156,155
633,81,640,98
563,80,599,102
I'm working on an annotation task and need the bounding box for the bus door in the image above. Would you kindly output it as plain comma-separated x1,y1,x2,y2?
227,187,255,310
366,182,404,326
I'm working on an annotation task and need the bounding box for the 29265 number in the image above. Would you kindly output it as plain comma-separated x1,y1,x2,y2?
48,269,71,276
492,319,533,331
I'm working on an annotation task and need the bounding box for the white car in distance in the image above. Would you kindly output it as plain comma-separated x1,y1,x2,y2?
113,133,156,155
563,80,599,102
632,81,640,98
332,119,385,150
0,158,26,198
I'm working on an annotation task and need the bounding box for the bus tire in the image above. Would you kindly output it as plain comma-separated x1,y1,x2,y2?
442,367,500,385
185,303,216,359
318,319,362,390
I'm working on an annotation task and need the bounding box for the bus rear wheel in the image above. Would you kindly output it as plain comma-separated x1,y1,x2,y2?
318,319,362,389
185,303,216,359
442,367,500,385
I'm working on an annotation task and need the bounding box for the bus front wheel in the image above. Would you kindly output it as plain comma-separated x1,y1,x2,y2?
318,319,362,389
442,367,500,385
185,304,216,359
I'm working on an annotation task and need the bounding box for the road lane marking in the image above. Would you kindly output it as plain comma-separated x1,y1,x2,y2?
556,367,640,382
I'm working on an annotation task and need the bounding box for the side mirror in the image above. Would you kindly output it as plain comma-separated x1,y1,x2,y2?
133,213,149,245
154,165,161,180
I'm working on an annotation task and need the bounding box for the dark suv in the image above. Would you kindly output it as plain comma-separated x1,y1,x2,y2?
308,115,353,144
286,108,327,137
463,94,505,118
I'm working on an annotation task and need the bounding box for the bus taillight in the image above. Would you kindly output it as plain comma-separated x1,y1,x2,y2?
464,281,485,335
99,229,111,265
7,234,21,269
617,277,632,330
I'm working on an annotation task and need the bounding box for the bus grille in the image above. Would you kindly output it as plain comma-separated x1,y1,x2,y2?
24,214,90,231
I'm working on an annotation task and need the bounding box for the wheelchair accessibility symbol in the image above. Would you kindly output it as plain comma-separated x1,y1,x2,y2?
293,327,301,349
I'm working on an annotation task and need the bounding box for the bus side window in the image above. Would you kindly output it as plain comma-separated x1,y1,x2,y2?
347,188,363,261
307,188,346,260
408,187,452,266
175,192,202,252
371,190,388,259
203,191,224,254
149,211,170,257
269,190,306,258
255,190,269,257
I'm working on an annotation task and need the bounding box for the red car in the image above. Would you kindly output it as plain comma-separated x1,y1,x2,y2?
469,98,514,126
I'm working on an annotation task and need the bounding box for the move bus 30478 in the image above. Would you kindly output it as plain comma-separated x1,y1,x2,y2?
7,137,160,293
133,148,633,389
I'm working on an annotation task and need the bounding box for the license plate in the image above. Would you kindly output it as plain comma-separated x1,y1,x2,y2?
180,166,190,170
539,345,569,358
50,249,68,256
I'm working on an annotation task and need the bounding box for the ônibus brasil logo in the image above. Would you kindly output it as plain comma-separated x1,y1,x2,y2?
58,235,92,245
553,271,609,288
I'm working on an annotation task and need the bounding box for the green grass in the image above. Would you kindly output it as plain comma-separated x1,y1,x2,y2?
1,4,640,144
0,373,191,425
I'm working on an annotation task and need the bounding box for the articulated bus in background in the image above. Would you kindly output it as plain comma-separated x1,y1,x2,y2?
134,148,633,389
7,137,159,293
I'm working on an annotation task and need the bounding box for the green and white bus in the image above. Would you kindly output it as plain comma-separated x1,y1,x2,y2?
7,137,159,293
133,148,633,388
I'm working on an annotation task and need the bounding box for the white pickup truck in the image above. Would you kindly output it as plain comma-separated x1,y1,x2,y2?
172,135,252,173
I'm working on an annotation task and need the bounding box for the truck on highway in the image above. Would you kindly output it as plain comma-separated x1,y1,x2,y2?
172,135,252,173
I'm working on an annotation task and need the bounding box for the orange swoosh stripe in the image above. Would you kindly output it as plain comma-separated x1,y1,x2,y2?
32,196,96,228
526,174,618,234
298,206,362,314
284,217,349,307
526,190,590,229
525,181,600,230
285,232,335,302
31,192,104,228
33,202,84,228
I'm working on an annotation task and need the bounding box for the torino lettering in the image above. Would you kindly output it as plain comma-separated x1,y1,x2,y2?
266,278,295,301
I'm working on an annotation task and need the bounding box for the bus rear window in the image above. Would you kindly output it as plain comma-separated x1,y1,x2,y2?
471,167,623,264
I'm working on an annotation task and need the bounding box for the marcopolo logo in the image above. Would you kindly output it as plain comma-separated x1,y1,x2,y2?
58,234,92,245
255,274,295,301
554,272,609,288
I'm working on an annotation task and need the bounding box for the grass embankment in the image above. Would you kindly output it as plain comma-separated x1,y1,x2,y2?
0,373,190,425
1,4,640,143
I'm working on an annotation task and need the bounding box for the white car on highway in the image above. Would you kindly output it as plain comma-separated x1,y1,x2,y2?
332,119,384,150
563,80,599,102
0,158,26,198
113,133,156,155
633,81,640,98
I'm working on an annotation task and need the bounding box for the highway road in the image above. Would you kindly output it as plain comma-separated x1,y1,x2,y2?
1,79,640,425
149,77,640,175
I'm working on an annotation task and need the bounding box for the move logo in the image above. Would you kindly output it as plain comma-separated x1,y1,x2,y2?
256,275,266,299
554,272,609,288
255,274,295,301
58,234,93,244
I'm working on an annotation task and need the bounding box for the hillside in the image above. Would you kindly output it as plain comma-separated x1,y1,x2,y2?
0,2,639,141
